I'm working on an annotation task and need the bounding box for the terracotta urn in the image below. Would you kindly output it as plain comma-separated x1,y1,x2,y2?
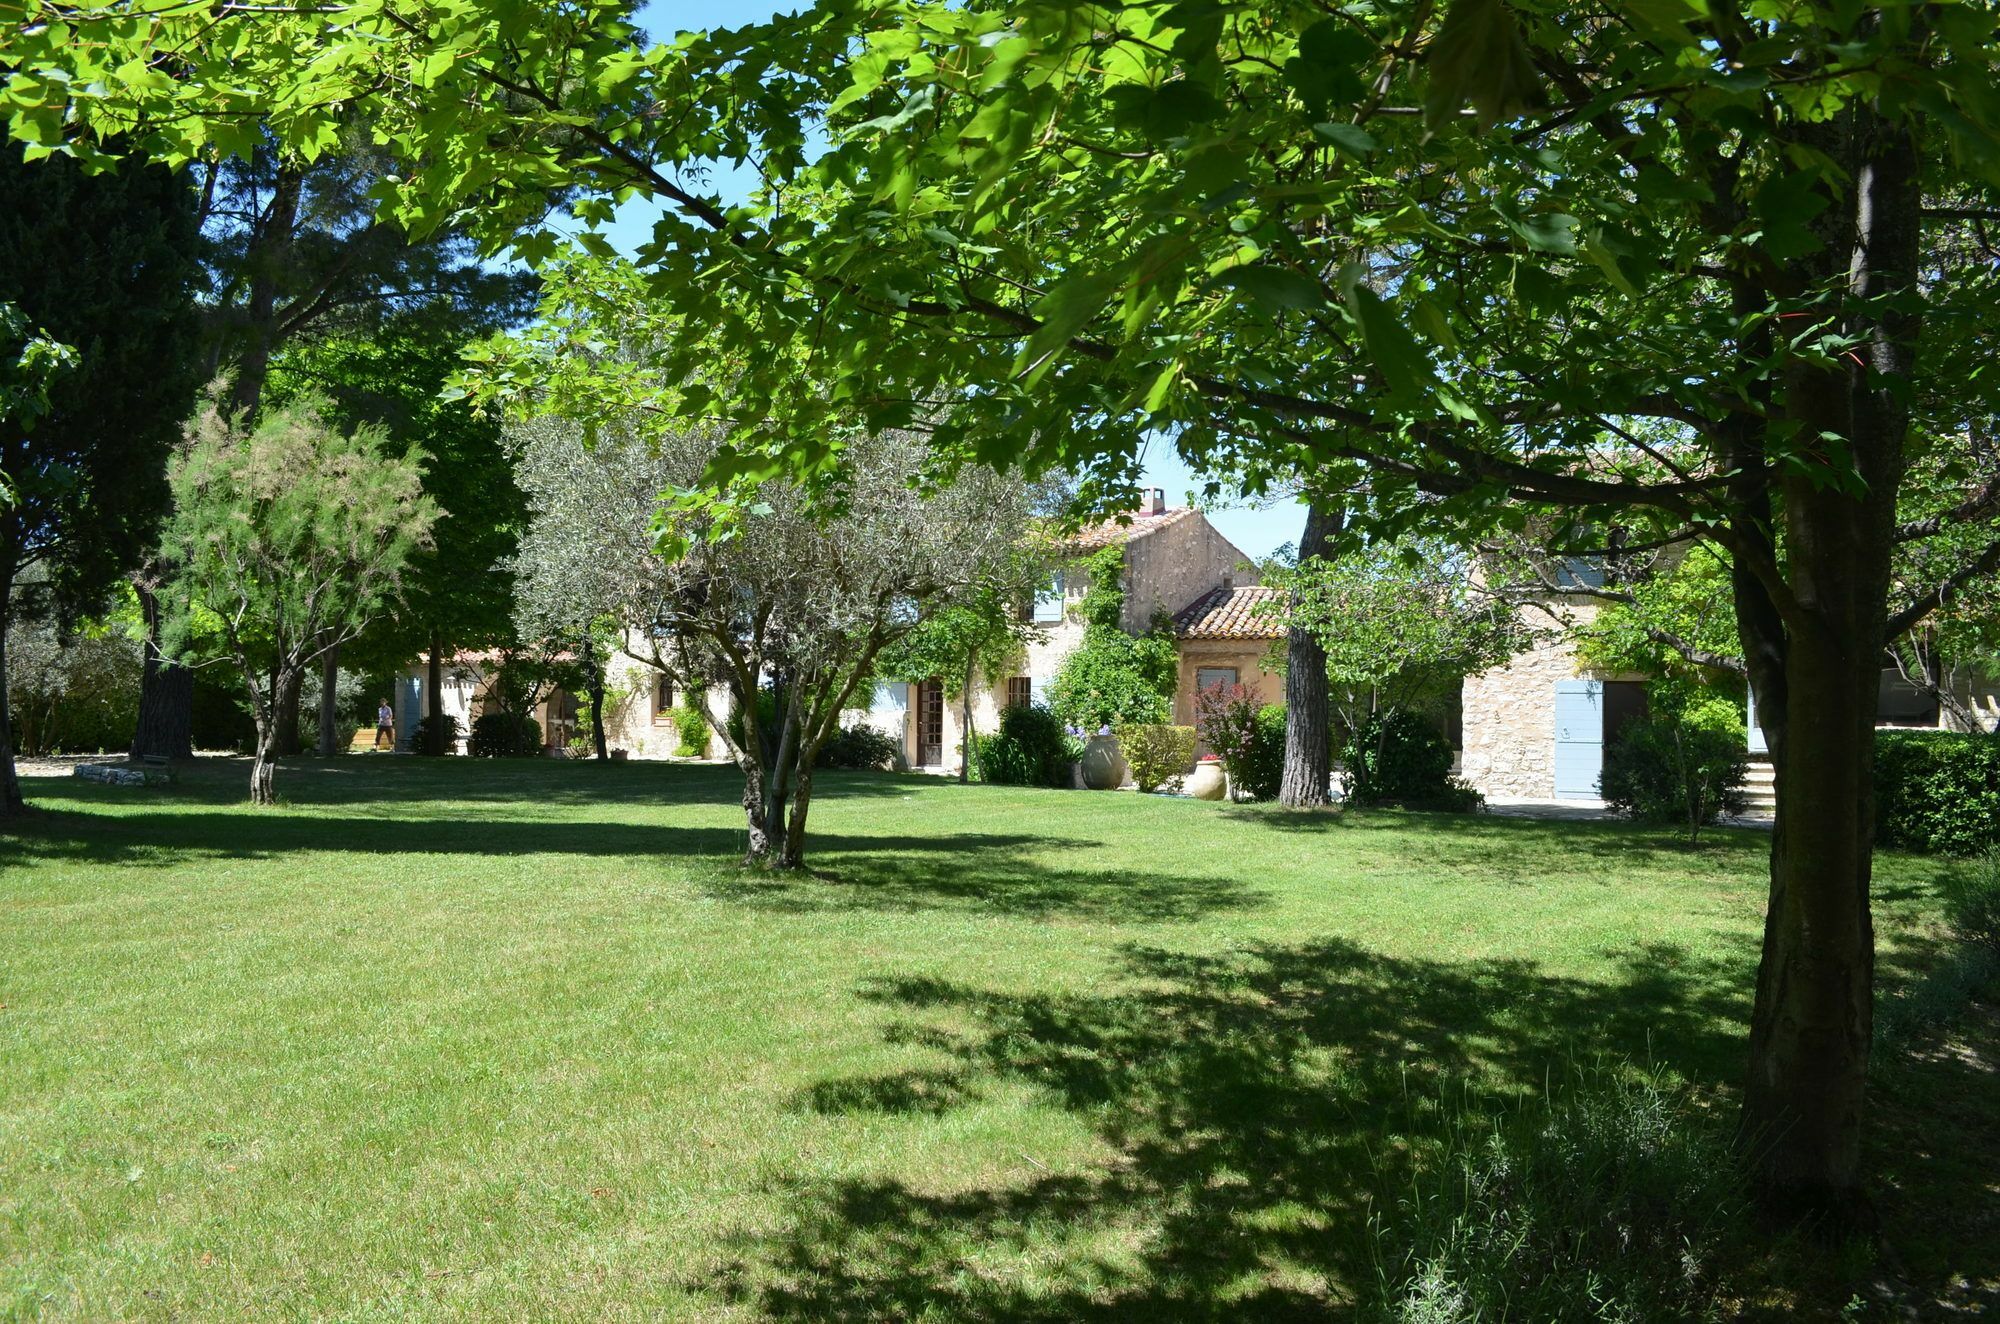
1078,734,1126,790
1186,759,1226,802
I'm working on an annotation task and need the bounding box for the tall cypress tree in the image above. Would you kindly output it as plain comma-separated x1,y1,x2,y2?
0,144,202,813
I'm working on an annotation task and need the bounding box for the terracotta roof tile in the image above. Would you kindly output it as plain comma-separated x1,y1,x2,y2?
1068,506,1197,550
1173,585,1286,640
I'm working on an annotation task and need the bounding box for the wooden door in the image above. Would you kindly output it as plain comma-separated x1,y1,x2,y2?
916,679,945,767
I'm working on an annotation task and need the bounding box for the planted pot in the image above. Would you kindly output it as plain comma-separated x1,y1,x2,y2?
1079,734,1126,790
1185,760,1226,802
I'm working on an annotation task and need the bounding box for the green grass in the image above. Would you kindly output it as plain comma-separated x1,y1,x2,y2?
0,758,1991,1320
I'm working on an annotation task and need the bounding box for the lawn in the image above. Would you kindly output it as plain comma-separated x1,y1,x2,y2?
1,758,1992,1320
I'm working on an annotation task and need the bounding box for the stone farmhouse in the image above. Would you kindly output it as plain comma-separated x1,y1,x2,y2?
854,490,1280,771
390,491,1278,768
1459,593,2000,805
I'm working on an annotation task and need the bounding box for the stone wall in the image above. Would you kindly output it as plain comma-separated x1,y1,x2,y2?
1120,515,1259,633
1173,639,1282,727
1458,605,1590,801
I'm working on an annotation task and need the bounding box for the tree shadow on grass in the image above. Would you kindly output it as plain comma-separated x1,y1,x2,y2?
703,849,1273,923
1218,802,1777,870
17,756,920,809
0,806,1268,924
708,936,1757,1321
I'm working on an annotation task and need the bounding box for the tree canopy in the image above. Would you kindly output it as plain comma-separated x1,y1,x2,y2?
15,0,2000,1211
162,396,436,804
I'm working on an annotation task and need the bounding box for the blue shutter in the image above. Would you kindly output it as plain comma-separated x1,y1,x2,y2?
1556,557,1606,588
1746,689,1769,755
1552,679,1604,799
1030,675,1049,707
1032,574,1064,623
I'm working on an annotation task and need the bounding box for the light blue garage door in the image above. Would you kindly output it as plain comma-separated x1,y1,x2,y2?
1553,679,1604,799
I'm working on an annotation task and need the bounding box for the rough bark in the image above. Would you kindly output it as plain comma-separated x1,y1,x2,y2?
249,666,303,806
1739,108,1915,1216
586,640,608,761
0,601,23,817
129,580,194,761
227,164,300,420
1278,501,1342,807
959,658,975,784
274,670,303,756
315,642,341,756
782,764,814,868
426,631,446,755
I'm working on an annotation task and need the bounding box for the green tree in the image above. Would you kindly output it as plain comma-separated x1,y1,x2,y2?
507,409,1041,867
161,397,436,804
1274,539,1525,800
0,145,202,814
20,0,2000,1214
1045,545,1178,733
130,135,534,760
878,575,1046,783
267,316,529,755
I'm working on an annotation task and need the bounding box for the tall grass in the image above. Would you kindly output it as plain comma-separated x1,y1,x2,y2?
1372,1063,1752,1323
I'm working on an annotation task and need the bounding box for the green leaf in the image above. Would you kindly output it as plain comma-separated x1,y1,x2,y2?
1346,286,1438,407
1423,0,1546,131
1014,271,1119,387
1311,121,1378,157
1285,19,1372,111
1218,265,1327,314
1754,167,1828,261
1510,211,1577,254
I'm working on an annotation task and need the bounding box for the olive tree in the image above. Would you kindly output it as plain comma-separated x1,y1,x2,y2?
508,408,1040,868
161,398,434,804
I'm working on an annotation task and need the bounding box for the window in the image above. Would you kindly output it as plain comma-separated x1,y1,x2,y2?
1196,666,1239,694
653,674,675,723
1555,557,1606,588
1006,676,1033,709
1031,573,1065,623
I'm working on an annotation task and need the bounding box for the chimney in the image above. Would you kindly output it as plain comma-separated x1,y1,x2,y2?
1139,487,1166,517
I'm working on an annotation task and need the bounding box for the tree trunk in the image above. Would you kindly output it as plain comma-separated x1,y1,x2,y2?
0,603,24,817
228,163,300,420
959,658,975,784
274,675,303,756
130,580,194,761
426,631,446,755
1739,107,1915,1216
249,667,302,807
742,764,786,864
588,648,608,761
1279,500,1341,807
782,763,815,868
316,643,341,756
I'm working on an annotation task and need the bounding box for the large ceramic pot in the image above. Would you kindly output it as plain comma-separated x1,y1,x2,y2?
1185,760,1227,802
1078,734,1126,790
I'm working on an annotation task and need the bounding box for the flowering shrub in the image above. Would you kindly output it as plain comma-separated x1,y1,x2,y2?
1194,683,1264,800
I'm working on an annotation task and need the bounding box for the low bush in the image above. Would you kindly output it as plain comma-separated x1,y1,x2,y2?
410,711,461,755
672,703,712,759
1114,723,1197,793
1875,730,2000,856
1374,1065,1752,1323
1342,708,1475,811
1943,849,2000,954
468,711,541,758
1599,695,1747,843
1235,703,1288,801
971,703,1071,788
816,722,899,770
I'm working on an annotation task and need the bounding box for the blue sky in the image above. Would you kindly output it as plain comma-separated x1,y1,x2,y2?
595,2,1306,560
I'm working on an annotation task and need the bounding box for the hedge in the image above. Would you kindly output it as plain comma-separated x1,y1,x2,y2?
1874,730,2000,856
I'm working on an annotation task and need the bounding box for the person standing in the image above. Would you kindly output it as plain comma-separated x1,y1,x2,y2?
375,698,395,750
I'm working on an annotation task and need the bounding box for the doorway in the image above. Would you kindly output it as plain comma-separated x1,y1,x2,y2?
915,679,945,768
